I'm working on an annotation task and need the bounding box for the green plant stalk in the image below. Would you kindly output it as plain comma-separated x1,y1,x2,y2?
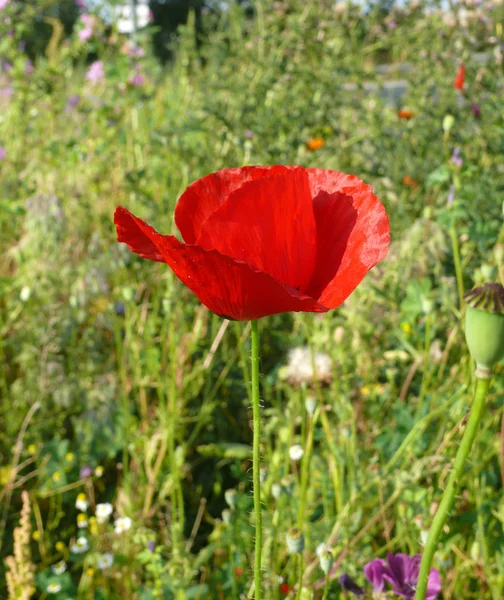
322,574,330,600
450,217,465,311
414,375,490,600
296,554,304,600
297,409,318,527
417,312,432,408
251,320,262,600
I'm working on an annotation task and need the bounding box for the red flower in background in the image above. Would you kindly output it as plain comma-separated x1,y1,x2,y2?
454,64,465,90
115,166,389,320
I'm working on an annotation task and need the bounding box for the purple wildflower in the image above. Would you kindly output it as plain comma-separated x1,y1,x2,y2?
450,147,463,167
129,73,144,86
66,94,81,110
388,21,398,30
244,129,255,139
147,540,155,552
86,60,104,83
0,147,6,161
76,0,86,7
339,574,365,596
79,26,92,42
364,554,441,600
25,59,34,75
79,465,93,478
471,102,481,118
0,0,10,11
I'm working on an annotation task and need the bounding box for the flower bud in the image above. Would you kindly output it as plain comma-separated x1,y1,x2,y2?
305,395,317,416
286,527,305,554
320,549,334,575
222,509,232,524
464,283,504,376
224,489,238,509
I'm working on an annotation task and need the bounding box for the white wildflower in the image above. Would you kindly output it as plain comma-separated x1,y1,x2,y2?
70,536,89,554
51,560,67,575
114,516,132,534
47,582,62,593
289,444,304,462
284,346,332,385
97,553,114,569
75,493,88,512
95,502,113,524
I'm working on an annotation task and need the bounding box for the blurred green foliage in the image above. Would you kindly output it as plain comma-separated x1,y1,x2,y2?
0,0,503,598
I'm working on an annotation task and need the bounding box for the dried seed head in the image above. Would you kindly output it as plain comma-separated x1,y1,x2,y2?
286,528,305,554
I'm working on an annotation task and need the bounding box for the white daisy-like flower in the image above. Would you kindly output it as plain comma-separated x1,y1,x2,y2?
70,536,89,554
114,516,132,534
75,493,88,512
47,582,62,593
289,444,304,462
97,552,114,569
51,560,67,575
95,502,113,524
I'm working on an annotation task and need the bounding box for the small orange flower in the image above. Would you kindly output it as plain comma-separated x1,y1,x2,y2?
454,64,465,90
398,108,413,120
402,175,419,188
306,137,324,151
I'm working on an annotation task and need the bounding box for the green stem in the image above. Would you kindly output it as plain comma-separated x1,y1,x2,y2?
297,410,318,527
414,375,490,600
251,320,262,600
296,554,304,600
450,218,464,311
322,575,330,600
417,312,432,408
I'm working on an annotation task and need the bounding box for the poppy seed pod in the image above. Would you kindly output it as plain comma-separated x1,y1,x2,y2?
286,528,305,554
320,549,334,575
464,283,504,377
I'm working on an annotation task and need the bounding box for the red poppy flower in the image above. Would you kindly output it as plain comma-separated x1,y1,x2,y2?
114,166,389,321
279,583,291,594
454,64,465,90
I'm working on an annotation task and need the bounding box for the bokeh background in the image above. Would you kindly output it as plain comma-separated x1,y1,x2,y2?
1,1,503,598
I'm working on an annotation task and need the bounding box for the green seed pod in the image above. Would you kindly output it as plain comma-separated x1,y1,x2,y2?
286,528,305,554
320,549,334,575
464,283,504,377
224,489,238,509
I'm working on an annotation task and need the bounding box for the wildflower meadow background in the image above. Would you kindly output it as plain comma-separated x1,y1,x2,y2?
1,0,504,598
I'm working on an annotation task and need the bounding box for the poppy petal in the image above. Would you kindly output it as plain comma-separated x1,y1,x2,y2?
195,166,317,292
175,166,282,244
114,206,327,320
305,169,389,307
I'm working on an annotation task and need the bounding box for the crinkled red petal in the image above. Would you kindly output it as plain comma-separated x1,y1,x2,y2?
195,166,317,292
305,169,390,308
114,206,327,320
175,166,284,244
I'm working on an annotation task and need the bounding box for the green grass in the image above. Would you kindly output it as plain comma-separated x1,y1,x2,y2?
1,1,504,599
